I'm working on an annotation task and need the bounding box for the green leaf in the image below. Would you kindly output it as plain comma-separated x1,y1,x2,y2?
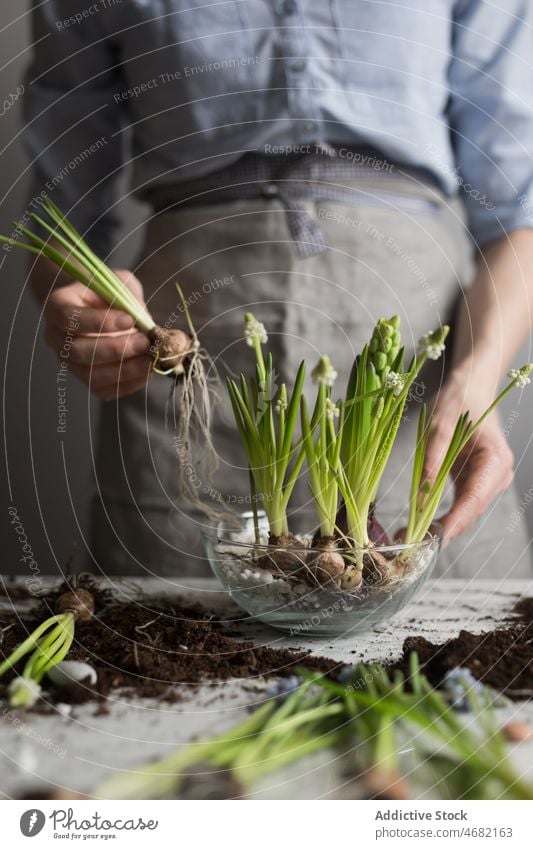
280,361,306,463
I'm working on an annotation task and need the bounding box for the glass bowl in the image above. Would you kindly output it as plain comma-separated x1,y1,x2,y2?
202,512,442,636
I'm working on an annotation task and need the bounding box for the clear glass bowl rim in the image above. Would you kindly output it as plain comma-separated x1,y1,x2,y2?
201,519,443,556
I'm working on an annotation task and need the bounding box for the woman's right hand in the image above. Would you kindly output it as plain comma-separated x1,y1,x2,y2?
43,270,152,400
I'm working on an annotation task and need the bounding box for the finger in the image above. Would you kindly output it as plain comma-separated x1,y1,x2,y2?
47,281,105,310
47,275,143,309
45,325,150,365
47,302,135,335
45,282,136,334
440,448,513,543
70,355,152,389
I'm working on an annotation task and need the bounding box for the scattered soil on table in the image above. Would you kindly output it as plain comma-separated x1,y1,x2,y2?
0,578,338,708
393,596,533,700
4,577,533,708
0,581,34,601
511,596,533,627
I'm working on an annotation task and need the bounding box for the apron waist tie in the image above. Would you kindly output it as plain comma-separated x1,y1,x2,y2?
147,146,443,259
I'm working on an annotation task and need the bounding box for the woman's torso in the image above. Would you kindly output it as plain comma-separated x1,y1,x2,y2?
96,0,457,192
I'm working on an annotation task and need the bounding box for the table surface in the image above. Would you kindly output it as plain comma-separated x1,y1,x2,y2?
1,577,532,799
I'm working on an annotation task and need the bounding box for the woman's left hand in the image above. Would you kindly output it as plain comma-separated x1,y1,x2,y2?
421,372,515,545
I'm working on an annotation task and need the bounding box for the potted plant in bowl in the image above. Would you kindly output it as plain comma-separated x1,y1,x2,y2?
203,312,531,635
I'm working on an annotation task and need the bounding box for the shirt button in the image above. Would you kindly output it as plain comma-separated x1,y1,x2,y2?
303,122,315,133
283,0,297,13
290,58,307,72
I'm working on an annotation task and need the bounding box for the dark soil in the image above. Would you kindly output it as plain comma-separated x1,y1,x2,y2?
511,595,533,627
393,596,533,700
0,580,34,601
0,578,338,708
4,576,533,709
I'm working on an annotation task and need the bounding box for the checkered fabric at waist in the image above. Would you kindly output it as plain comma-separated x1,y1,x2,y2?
148,145,444,259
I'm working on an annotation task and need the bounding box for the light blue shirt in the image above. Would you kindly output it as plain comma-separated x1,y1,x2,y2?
23,0,533,253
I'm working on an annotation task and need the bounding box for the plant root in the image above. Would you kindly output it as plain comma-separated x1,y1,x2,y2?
362,548,402,585
167,345,225,518
148,278,227,521
257,534,308,575
306,537,345,587
148,320,226,521
148,325,198,376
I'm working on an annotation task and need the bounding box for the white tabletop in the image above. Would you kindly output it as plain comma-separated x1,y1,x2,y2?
1,577,532,799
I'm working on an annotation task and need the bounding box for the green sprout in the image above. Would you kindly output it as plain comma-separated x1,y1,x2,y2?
92,653,533,800
0,197,154,333
339,317,449,546
225,312,531,586
0,612,75,708
0,588,94,710
0,198,220,506
405,363,533,543
226,313,306,539
0,197,213,382
301,357,342,539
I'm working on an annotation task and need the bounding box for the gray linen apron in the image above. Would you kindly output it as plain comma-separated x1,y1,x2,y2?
90,163,532,580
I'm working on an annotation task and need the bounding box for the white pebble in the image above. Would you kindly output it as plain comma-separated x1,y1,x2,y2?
48,661,97,689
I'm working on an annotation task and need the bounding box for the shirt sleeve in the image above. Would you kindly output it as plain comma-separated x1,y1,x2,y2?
447,0,533,246
22,2,125,256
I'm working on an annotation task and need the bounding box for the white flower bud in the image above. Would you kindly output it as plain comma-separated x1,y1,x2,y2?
508,364,533,389
244,313,268,346
384,371,406,396
418,331,446,361
274,384,288,415
312,355,338,387
325,398,340,420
